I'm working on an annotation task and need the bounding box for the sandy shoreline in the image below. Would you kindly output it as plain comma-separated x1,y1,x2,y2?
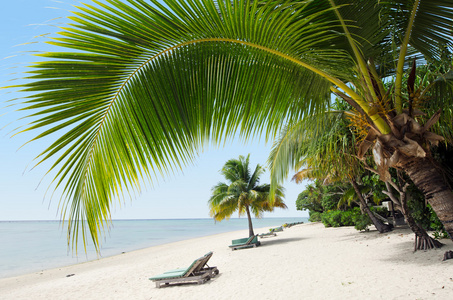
1,222,452,300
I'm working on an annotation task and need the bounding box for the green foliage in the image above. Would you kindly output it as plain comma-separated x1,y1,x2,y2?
308,211,322,222
296,180,352,214
321,208,365,228
296,187,323,213
321,210,342,227
339,210,355,226
407,185,432,230
352,210,371,231
405,180,448,238
360,174,387,205
319,206,388,231
428,206,450,239
7,0,453,249
322,184,345,211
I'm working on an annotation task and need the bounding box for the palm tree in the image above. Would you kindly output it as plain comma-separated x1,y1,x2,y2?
208,155,286,237
270,110,392,233
6,0,453,246
270,102,443,249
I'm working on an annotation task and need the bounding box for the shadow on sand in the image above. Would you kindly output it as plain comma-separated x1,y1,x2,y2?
259,237,304,246
381,239,453,266
336,225,453,266
338,225,411,242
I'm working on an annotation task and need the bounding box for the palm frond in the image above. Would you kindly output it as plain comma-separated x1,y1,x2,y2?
8,0,453,249
13,0,342,249
268,110,349,190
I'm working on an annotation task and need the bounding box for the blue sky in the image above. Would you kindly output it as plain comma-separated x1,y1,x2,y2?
0,0,308,221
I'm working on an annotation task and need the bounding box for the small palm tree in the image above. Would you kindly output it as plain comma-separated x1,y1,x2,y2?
208,154,286,237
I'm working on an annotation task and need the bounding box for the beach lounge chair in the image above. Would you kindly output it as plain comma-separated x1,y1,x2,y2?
229,235,260,250
149,252,219,288
258,231,277,238
270,226,283,232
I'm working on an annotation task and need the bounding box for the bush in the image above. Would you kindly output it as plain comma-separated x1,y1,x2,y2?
321,210,342,227
352,210,371,231
319,207,372,230
308,211,322,222
340,210,355,226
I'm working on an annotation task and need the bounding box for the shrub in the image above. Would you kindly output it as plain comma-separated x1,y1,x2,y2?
320,207,372,230
308,211,322,222
352,210,371,231
321,210,343,227
340,210,355,226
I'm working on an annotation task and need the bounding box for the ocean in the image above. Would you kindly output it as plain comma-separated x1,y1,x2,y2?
0,217,307,279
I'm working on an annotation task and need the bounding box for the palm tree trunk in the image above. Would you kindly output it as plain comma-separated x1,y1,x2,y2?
245,205,255,237
402,157,453,240
350,179,392,233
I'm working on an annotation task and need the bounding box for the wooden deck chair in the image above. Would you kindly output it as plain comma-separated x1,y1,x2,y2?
149,252,219,288
229,235,260,250
270,226,284,232
258,231,277,238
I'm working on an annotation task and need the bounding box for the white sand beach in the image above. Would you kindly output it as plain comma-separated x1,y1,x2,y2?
0,222,452,300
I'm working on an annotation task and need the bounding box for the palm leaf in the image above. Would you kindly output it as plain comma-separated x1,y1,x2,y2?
268,110,349,190
10,0,345,249
7,0,453,249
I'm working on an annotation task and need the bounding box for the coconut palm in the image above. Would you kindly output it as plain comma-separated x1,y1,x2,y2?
208,155,286,237
269,102,443,249
269,110,393,233
6,0,453,246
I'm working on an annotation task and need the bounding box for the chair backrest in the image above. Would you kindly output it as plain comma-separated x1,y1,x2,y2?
192,251,213,273
182,252,213,277
245,235,258,245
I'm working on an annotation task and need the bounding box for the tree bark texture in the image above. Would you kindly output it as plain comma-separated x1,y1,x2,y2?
245,205,255,237
402,157,453,240
350,179,392,233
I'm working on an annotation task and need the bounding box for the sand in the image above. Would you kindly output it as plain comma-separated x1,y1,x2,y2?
0,222,452,300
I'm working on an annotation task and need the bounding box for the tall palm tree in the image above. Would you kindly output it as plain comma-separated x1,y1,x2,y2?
6,0,453,246
208,155,286,237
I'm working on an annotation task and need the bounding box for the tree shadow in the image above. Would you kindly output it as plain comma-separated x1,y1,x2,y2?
381,239,453,266
335,226,453,266
338,225,412,242
259,237,305,246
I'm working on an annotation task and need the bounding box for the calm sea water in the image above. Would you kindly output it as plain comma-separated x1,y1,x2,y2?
0,217,307,278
